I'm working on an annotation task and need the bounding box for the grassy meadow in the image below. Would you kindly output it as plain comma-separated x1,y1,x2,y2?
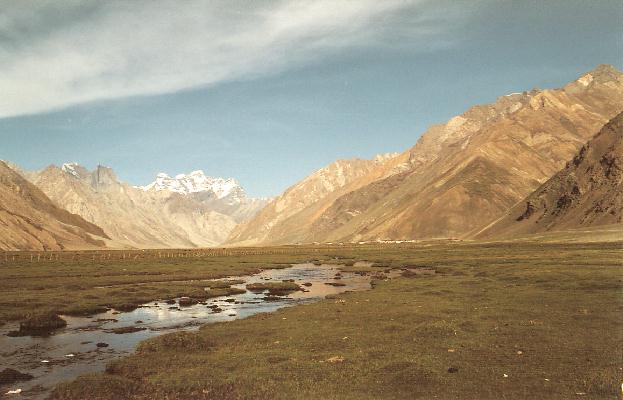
1,240,621,399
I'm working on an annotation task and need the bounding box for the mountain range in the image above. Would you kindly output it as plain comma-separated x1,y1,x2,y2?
1,64,621,250
227,64,623,245
23,166,267,249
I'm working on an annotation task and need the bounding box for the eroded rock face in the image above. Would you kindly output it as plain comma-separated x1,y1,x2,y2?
228,65,623,244
479,111,623,238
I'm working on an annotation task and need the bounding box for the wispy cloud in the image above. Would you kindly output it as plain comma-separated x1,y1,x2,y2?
0,0,469,118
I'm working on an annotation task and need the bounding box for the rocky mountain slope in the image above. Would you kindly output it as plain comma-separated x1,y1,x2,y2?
477,111,622,238
0,161,108,250
28,165,263,248
226,153,403,246
228,64,623,245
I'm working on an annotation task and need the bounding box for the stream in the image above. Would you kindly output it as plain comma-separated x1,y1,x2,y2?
0,263,378,399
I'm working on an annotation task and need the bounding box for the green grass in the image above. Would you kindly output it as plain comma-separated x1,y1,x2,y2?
2,240,621,399
44,240,623,399
0,255,305,324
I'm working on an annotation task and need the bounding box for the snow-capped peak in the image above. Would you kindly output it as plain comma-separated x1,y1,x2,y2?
142,170,245,199
61,162,80,178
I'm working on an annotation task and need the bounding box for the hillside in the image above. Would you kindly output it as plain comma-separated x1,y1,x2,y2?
477,111,622,238
228,64,623,245
226,153,404,246
0,161,108,250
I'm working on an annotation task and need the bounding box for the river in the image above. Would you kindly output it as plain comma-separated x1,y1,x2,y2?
0,263,380,399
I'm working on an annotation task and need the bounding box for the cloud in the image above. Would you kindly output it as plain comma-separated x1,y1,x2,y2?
0,0,469,118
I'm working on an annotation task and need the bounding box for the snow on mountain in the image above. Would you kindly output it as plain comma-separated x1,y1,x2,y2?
141,170,245,200
61,162,80,178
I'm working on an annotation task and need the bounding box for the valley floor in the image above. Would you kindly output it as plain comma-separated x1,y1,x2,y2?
1,239,621,399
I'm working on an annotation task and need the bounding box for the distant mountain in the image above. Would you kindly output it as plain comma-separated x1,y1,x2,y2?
0,161,108,250
227,64,623,245
226,153,402,246
477,111,622,238
29,164,254,248
141,171,243,199
141,170,269,223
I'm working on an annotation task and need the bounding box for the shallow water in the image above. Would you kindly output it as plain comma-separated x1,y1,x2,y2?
0,263,373,399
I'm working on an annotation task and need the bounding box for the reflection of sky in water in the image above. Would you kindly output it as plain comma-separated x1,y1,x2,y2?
0,264,373,399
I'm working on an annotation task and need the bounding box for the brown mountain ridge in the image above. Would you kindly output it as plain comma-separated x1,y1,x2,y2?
477,111,623,238
0,161,108,250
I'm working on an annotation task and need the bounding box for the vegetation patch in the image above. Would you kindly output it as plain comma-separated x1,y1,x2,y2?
9,313,67,336
245,281,301,294
138,331,215,353
0,368,34,385
177,297,199,307
108,326,146,334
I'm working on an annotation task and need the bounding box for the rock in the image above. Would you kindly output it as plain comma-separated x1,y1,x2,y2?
324,282,346,287
302,282,312,287
0,368,33,385
326,356,345,363
96,342,109,348
224,299,236,303
447,367,459,373
165,299,176,305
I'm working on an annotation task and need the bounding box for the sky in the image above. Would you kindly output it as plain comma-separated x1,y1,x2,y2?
1,1,622,197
